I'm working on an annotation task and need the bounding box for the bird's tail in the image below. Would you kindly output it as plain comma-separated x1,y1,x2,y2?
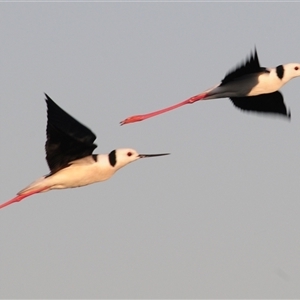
17,176,48,195
1,177,50,210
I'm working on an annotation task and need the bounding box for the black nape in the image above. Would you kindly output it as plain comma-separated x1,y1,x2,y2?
108,150,117,167
276,65,284,80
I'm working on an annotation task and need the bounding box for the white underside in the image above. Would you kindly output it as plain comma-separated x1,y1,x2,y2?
18,155,115,195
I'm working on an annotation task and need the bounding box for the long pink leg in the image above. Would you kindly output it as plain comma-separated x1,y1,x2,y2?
120,92,208,125
0,187,48,209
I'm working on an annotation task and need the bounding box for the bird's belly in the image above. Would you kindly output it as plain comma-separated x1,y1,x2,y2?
247,74,282,96
247,83,278,96
49,164,112,189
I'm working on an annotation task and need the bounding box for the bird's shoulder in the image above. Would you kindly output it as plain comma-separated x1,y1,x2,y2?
69,154,99,166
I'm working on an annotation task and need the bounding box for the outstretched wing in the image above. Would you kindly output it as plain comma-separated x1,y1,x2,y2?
221,48,269,86
230,91,291,118
45,94,98,174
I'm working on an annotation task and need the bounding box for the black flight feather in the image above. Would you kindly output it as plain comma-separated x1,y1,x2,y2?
230,92,291,118
220,48,269,86
45,94,98,174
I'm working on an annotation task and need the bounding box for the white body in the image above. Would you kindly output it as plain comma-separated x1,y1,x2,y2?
204,67,292,100
18,151,137,195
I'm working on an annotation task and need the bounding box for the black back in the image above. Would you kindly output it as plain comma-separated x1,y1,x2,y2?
45,94,98,174
220,48,269,86
230,92,291,118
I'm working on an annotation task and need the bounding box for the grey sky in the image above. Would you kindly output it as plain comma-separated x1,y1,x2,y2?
1,2,300,299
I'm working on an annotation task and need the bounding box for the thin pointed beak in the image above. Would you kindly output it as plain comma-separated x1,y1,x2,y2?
138,153,170,158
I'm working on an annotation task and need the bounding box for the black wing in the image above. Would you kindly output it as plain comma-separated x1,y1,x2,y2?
45,94,98,174
230,92,291,118
220,48,269,86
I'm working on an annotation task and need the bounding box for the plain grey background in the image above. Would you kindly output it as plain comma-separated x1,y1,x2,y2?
1,2,300,299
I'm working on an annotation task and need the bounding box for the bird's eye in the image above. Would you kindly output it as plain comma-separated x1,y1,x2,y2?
295,66,299,71
127,152,132,157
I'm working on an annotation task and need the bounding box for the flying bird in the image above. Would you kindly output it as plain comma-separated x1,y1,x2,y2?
120,49,300,125
1,94,169,209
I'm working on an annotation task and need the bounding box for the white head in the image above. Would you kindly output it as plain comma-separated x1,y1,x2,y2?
281,63,300,83
108,148,169,170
